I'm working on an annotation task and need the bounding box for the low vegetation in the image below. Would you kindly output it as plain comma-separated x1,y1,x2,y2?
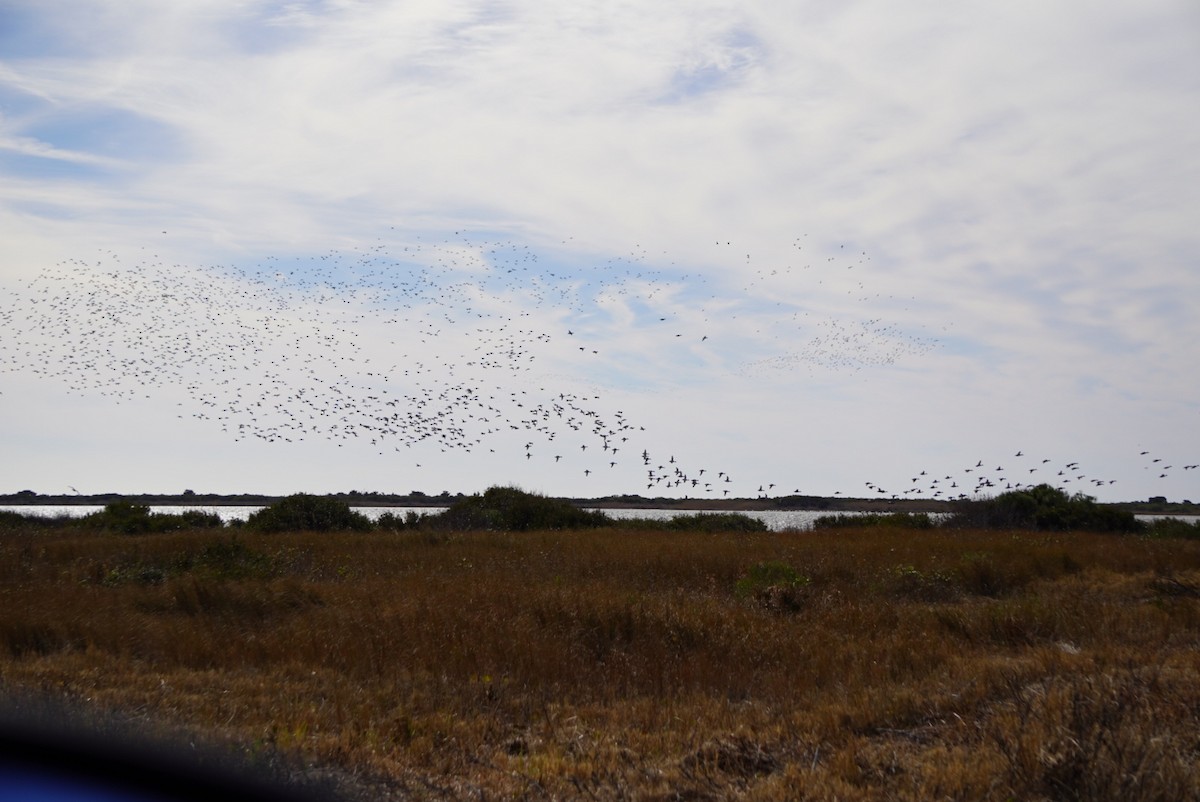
6,485,1196,540
1142,515,1200,539
813,511,936,530
944,484,1143,532
3,497,1200,800
425,485,612,531
244,494,372,533
0,509,68,531
77,501,225,534
734,560,810,612
616,511,770,533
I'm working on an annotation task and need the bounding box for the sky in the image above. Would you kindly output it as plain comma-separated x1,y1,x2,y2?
1,1,1198,503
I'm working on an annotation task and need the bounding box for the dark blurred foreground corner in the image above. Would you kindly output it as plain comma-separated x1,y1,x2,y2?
0,691,348,802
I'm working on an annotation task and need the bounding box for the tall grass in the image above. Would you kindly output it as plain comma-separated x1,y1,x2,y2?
3,523,1200,799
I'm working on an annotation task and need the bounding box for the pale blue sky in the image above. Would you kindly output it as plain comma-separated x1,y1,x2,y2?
1,1,1198,502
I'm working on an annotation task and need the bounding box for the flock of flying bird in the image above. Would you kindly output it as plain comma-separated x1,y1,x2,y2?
0,231,1192,501
865,448,1199,503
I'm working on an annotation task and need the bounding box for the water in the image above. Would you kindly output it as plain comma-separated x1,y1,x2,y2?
3,505,1196,532
587,507,877,531
1,504,444,524
4,504,865,530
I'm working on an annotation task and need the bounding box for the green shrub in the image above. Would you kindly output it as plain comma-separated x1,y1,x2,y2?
75,503,226,534
376,510,425,531
246,494,372,533
813,512,936,530
1143,517,1200,539
99,538,276,587
0,509,68,531
78,501,155,534
426,486,611,531
177,538,277,580
101,564,168,587
610,512,769,532
735,561,810,611
664,512,768,533
174,509,225,529
883,564,958,601
141,509,226,532
944,485,1142,533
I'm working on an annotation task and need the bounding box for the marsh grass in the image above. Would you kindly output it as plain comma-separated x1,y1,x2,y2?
3,524,1200,799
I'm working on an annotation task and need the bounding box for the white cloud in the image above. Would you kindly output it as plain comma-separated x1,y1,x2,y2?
1,0,1198,500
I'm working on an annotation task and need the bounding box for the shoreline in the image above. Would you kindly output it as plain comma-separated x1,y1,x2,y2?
2,492,1196,516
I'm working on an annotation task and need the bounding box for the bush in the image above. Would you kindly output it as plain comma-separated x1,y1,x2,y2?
174,509,225,529
735,561,810,611
944,485,1142,533
0,509,68,531
75,503,226,534
425,486,611,531
246,494,372,533
813,512,936,530
100,564,168,587
98,538,277,587
1143,517,1200,539
375,510,425,532
78,502,155,534
178,538,277,580
611,512,769,532
883,564,958,601
664,512,768,533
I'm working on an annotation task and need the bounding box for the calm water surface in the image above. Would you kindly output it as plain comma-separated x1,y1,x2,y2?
6,505,873,531
4,506,1195,532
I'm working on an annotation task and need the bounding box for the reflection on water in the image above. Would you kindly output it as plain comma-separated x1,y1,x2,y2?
4,506,1196,532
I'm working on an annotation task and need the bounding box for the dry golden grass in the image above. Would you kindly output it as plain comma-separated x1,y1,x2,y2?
4,524,1200,800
